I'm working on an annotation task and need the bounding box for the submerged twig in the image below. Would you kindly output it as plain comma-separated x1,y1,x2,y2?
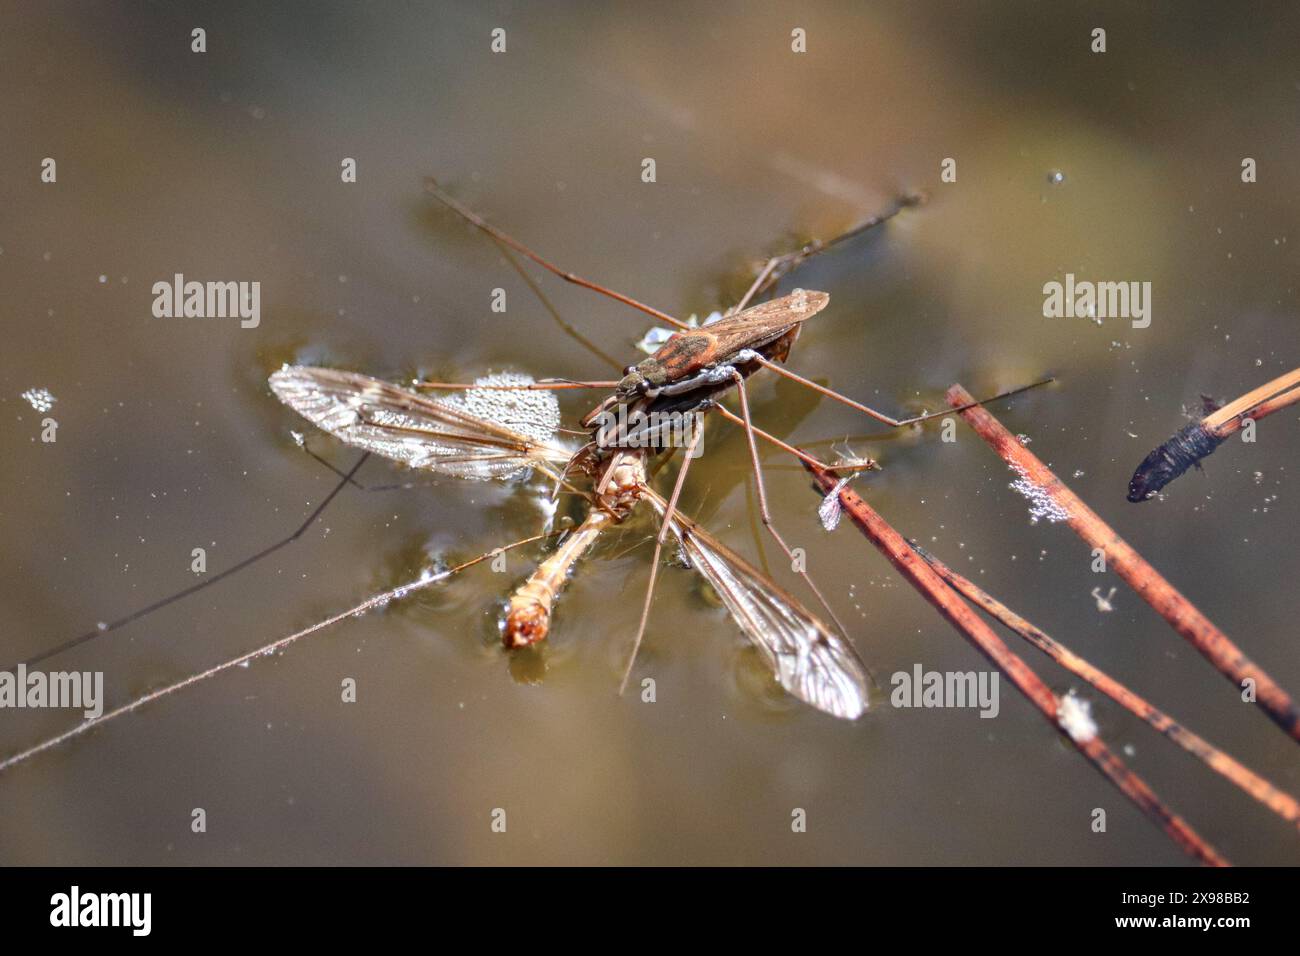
803,459,1228,866
1128,366,1300,501
946,383,1300,744
911,543,1300,831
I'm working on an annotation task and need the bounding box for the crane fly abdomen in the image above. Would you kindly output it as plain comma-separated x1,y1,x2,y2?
503,600,550,647
501,510,613,647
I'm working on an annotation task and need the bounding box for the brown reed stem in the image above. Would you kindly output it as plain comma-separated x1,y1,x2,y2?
804,459,1229,866
946,383,1300,744
1205,383,1300,440
911,543,1300,831
1201,366,1300,433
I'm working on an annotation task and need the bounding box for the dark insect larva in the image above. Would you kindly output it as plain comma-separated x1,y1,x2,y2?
1127,421,1225,502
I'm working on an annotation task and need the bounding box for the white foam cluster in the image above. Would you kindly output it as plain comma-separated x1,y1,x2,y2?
20,387,57,413
439,372,560,445
1008,463,1071,525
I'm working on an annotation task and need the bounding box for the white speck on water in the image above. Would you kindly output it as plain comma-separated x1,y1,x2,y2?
290,430,305,447
1047,169,1066,185
1091,586,1117,612
1057,690,1098,743
21,387,57,413
97,274,107,284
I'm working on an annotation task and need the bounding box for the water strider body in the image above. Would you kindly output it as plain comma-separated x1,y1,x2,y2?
581,289,828,429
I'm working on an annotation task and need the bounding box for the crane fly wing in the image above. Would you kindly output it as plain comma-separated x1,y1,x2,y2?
647,491,869,719
268,366,570,479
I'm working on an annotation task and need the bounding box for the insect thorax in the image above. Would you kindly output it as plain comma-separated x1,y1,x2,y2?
623,360,668,391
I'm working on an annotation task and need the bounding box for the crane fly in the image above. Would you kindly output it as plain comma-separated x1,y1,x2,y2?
0,179,1052,772
267,360,871,720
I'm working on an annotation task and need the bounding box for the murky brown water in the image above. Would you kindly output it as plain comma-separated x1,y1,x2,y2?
2,2,1299,864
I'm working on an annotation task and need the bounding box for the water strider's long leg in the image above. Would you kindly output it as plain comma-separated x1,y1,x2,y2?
729,194,922,314
0,530,561,774
412,379,619,392
731,257,781,315
710,404,875,473
429,176,917,335
427,181,1048,445
491,236,627,371
726,369,854,643
619,423,707,694
9,453,372,671
426,177,693,332
749,354,1055,430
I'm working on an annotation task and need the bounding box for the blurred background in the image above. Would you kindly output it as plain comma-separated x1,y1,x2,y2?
1,1,1298,864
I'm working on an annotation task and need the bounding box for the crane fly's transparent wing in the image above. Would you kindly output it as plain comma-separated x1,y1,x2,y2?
647,491,869,720
268,366,571,480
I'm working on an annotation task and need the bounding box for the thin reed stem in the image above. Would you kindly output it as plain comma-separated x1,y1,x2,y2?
947,383,1300,743
803,458,1228,866
800,460,1227,868
912,542,1300,831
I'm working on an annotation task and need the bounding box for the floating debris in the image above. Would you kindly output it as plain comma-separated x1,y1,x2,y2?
1091,586,1117,612
1057,690,1098,743
20,387,57,413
